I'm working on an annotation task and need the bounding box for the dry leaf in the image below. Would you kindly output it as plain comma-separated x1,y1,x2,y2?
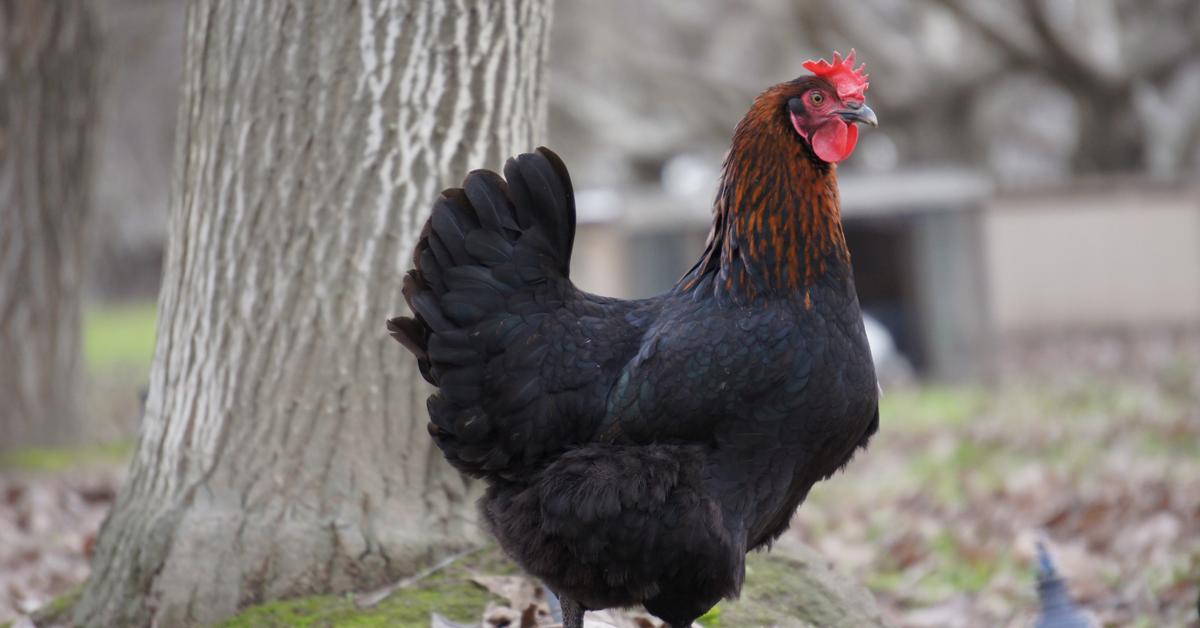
471,575,542,613
483,600,521,627
431,612,479,628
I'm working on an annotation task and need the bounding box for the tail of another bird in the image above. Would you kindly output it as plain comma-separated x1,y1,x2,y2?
1033,542,1094,628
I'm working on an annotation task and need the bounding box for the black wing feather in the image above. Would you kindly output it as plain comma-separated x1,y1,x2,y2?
388,148,641,478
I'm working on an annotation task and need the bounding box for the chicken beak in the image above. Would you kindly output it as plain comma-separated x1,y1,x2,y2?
838,103,878,127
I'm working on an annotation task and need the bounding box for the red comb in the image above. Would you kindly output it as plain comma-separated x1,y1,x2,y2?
803,49,869,101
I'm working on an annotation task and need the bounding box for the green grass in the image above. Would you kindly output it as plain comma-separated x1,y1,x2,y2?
0,440,135,472
878,385,985,431
2,299,153,468
219,588,492,628
696,603,722,626
83,301,157,372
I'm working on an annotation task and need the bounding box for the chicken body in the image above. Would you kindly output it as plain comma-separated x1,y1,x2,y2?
482,280,878,624
390,73,879,627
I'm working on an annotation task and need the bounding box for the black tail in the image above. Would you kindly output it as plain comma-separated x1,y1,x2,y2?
1033,542,1092,628
388,147,589,477
388,147,574,378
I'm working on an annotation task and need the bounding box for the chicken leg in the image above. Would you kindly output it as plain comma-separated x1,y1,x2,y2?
560,595,584,628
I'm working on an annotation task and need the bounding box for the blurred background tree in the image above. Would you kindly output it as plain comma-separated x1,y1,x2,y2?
73,1,553,626
806,0,1200,180
86,0,181,300
548,0,1200,187
0,0,98,450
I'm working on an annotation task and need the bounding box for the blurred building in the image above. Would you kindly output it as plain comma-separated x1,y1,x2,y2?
571,172,1200,380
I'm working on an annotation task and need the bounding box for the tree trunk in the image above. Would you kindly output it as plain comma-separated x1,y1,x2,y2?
0,0,98,450
75,1,552,626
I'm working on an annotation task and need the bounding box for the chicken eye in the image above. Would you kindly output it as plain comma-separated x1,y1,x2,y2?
810,92,825,106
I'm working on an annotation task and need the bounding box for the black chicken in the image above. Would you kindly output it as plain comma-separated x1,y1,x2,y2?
389,51,880,627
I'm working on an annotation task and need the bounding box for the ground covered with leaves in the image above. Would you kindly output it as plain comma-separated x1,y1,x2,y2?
796,367,1200,627
0,458,121,625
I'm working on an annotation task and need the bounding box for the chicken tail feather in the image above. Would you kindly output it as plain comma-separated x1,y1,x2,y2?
388,147,590,477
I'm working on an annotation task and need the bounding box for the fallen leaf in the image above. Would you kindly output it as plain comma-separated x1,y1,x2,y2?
432,612,479,628
472,575,541,611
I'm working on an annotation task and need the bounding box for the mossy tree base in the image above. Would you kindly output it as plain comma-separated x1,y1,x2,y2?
218,541,889,628
25,585,83,627
726,540,889,627
26,540,887,627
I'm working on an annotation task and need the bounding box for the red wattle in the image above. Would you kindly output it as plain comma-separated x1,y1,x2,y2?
811,120,858,163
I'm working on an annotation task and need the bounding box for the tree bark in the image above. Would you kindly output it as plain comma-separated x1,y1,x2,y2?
75,1,552,626
0,0,98,450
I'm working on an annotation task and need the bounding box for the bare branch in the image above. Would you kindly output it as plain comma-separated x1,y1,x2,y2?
1021,0,1119,89
926,0,1044,69
1125,1,1200,80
